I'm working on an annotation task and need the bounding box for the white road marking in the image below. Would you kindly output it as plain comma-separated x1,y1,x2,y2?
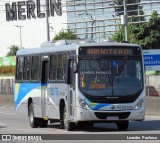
0,112,16,115
0,106,14,109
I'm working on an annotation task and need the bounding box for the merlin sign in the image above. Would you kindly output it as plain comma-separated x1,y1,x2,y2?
5,0,62,21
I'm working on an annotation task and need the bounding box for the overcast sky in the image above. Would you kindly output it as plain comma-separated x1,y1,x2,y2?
0,0,67,57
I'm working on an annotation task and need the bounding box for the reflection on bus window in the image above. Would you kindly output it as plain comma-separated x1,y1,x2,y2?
79,59,143,96
80,59,112,92
49,53,67,81
23,57,31,80
31,56,40,80
16,57,24,80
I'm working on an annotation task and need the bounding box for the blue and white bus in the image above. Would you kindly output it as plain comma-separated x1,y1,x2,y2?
14,40,145,131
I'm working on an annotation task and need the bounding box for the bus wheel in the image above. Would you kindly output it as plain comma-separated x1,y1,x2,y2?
29,103,39,128
117,121,129,131
63,107,76,131
39,119,48,128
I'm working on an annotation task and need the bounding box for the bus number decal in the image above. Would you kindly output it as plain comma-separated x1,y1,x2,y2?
49,87,59,96
55,87,58,96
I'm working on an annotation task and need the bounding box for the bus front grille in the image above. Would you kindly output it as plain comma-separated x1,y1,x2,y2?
94,112,131,120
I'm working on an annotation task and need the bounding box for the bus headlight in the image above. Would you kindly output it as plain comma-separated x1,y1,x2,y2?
77,97,91,110
134,98,144,110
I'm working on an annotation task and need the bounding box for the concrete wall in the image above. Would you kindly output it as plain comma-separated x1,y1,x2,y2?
0,94,160,117
0,94,14,107
145,96,160,116
146,75,160,93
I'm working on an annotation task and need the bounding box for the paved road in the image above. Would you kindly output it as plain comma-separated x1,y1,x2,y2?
0,106,160,143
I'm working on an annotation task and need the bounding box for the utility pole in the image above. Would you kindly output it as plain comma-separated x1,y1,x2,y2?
45,0,50,41
124,0,129,41
14,25,23,49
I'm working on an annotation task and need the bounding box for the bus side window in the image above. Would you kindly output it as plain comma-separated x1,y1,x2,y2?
49,54,57,80
31,56,40,81
57,54,63,80
62,54,67,80
16,57,24,80
23,57,31,81
49,53,67,81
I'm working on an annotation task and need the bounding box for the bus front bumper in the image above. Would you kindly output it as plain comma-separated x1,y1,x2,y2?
75,106,145,122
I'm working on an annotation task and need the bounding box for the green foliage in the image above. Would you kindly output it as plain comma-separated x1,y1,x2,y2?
7,45,19,56
0,66,15,76
133,11,160,49
112,11,160,49
112,26,125,42
112,24,136,43
53,30,79,41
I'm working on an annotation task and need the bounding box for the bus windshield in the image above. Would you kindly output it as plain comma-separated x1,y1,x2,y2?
79,59,143,97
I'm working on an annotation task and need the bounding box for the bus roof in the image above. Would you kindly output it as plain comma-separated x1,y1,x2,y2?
16,40,139,56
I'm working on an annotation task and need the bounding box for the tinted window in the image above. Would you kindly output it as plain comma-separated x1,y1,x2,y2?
31,56,40,80
16,57,24,80
50,54,57,80
23,57,31,80
79,59,143,96
49,53,67,81
62,54,67,80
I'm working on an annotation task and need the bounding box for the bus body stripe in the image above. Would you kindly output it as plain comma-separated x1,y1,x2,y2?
14,83,41,108
85,98,110,110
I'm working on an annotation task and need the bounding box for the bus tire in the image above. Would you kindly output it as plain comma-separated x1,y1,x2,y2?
117,121,129,131
63,107,76,131
39,119,48,128
29,103,39,128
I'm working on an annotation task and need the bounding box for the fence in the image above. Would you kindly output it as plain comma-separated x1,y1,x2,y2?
0,78,14,95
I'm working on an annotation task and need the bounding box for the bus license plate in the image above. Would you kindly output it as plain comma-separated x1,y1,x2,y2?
107,116,119,120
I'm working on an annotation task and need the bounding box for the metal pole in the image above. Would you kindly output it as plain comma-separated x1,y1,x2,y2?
124,0,129,41
19,26,22,49
45,0,50,41
14,25,23,49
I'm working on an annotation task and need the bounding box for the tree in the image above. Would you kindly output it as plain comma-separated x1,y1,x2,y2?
114,0,145,22
6,45,19,56
112,11,160,49
112,24,136,43
133,11,160,49
53,29,79,41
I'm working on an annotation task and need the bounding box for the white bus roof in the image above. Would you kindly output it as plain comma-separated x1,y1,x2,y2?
16,40,139,56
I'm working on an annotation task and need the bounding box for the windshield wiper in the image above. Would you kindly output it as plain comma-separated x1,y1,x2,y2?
116,57,128,76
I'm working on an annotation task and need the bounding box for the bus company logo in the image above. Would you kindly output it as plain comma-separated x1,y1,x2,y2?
111,105,115,110
2,135,12,141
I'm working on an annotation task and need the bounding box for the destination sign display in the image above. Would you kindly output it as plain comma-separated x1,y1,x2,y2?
79,47,138,56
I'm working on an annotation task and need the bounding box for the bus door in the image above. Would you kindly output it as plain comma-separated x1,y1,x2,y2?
41,60,49,118
68,60,76,120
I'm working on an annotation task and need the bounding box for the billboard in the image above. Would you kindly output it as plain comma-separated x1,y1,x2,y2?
0,58,3,66
0,56,16,66
143,49,160,71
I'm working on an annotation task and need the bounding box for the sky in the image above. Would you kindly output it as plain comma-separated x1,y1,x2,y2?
0,0,67,57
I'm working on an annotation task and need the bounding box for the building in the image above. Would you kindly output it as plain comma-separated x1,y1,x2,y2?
64,0,160,42
0,0,160,57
